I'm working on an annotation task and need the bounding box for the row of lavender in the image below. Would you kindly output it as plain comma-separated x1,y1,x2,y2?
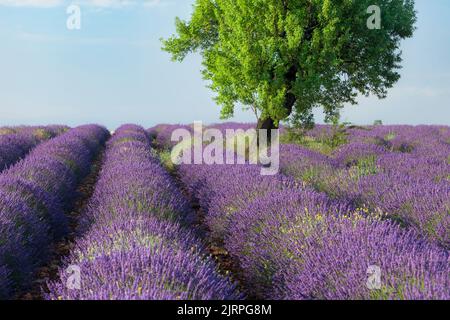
151,124,449,300
0,125,68,172
46,125,241,300
281,125,450,247
0,125,65,136
152,123,449,246
0,125,109,299
149,122,256,150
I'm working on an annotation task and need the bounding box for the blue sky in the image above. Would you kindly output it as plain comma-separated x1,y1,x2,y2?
0,0,449,129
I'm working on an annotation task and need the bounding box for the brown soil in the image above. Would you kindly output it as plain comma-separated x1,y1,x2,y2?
163,162,255,300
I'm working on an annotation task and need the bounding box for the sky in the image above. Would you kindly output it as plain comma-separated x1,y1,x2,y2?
0,0,449,130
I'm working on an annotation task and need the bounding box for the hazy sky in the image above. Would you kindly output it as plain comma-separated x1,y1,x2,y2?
0,0,449,129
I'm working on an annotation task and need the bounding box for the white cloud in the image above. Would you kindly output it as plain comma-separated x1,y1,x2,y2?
79,0,135,8
0,0,63,7
0,0,165,8
80,0,164,8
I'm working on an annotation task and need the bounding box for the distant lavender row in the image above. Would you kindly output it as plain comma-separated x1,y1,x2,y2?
46,124,241,300
148,122,257,150
0,125,68,172
148,123,194,150
173,152,449,299
0,125,109,299
0,125,67,136
306,124,449,147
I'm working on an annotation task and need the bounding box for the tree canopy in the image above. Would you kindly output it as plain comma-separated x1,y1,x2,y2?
162,0,416,129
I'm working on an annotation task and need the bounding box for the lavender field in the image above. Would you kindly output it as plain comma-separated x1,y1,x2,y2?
0,123,448,301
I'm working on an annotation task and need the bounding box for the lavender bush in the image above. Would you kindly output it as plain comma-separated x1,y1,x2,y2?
280,126,450,247
148,124,193,150
3,122,445,300
0,125,67,172
158,124,449,300
0,125,108,298
46,125,241,300
282,216,449,300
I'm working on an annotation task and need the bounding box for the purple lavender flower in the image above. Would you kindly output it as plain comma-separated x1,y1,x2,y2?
178,161,298,241
333,142,386,168
47,244,240,300
46,125,241,300
0,125,108,298
225,189,350,299
0,126,66,172
161,124,449,300
282,217,449,300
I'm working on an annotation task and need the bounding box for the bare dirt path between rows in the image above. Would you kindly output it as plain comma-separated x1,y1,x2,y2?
155,149,255,299
20,147,106,300
186,194,255,299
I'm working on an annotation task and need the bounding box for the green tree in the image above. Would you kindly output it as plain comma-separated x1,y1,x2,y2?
162,0,416,131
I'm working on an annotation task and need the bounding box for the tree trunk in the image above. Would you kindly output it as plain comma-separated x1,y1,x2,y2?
257,117,277,145
256,91,296,145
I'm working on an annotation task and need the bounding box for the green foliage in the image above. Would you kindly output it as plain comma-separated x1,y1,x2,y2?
373,120,383,126
33,128,52,140
0,128,16,135
369,285,401,300
162,0,416,125
159,150,177,174
424,210,448,242
384,132,396,141
111,137,137,145
349,155,379,178
397,143,415,153
281,117,349,154
327,115,350,148
281,132,335,154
